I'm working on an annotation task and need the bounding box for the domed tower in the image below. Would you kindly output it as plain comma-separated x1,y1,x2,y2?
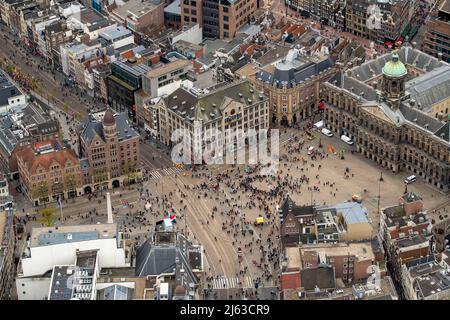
103,108,117,140
382,52,407,103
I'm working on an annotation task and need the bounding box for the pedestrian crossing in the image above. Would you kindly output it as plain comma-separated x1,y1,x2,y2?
147,167,184,180
211,276,254,289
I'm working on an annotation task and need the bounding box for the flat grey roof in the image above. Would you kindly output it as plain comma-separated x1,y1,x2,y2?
38,231,99,246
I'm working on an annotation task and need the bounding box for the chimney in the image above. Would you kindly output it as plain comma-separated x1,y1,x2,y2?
106,192,113,224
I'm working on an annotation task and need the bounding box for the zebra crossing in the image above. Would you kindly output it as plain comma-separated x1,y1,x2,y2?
147,167,184,180
211,276,254,289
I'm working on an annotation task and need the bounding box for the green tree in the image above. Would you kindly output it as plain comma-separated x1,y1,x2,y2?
65,173,78,194
93,169,108,184
32,181,49,201
123,163,139,183
38,207,57,227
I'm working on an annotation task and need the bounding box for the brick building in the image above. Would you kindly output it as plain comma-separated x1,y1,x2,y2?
111,0,165,34
181,0,257,39
422,0,450,63
77,109,140,193
253,49,335,126
299,243,376,283
16,140,83,206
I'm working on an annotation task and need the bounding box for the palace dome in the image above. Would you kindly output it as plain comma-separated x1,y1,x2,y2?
382,53,407,78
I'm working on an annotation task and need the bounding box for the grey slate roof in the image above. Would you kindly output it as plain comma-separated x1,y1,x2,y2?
135,233,199,285
136,243,178,276
0,72,21,107
164,81,266,124
328,45,450,144
347,46,445,83
399,104,444,134
406,66,450,112
279,195,314,221
78,111,139,145
434,123,450,143
257,53,334,88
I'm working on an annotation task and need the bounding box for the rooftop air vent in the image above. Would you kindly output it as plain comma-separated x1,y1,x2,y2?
173,96,177,100
238,93,243,98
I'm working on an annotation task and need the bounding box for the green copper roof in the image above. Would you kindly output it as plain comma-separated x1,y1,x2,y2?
383,53,407,78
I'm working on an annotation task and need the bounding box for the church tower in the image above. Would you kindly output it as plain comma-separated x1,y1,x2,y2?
382,52,408,107
103,108,117,141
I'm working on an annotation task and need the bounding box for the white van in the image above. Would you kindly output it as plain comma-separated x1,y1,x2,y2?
404,175,417,184
321,128,334,137
340,135,354,145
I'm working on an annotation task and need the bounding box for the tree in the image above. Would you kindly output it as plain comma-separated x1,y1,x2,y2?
123,163,139,184
65,173,78,198
93,169,108,184
38,207,57,227
32,181,49,202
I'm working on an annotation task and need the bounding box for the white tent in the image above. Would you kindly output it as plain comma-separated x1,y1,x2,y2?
314,120,324,129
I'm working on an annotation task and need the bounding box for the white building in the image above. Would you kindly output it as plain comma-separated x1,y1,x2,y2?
16,222,131,300
98,26,134,50
0,72,27,116
170,23,202,46
153,80,270,158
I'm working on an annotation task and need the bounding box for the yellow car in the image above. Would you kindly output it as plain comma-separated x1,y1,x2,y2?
254,217,265,226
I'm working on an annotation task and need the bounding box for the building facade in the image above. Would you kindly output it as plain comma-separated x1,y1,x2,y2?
422,0,450,63
77,109,140,193
0,208,15,300
106,61,150,122
111,0,165,34
16,140,83,206
181,0,257,39
253,49,335,126
152,81,269,157
287,0,343,26
322,47,450,192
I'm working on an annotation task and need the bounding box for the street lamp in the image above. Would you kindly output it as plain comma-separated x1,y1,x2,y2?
379,172,384,182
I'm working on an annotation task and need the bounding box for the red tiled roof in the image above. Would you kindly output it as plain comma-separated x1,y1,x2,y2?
281,272,301,290
16,140,79,175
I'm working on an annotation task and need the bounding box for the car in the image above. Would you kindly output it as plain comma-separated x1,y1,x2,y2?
340,135,354,145
254,217,265,226
321,128,334,137
307,146,315,155
404,175,417,184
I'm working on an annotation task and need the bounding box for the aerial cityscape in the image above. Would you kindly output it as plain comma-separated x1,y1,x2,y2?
0,0,449,304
